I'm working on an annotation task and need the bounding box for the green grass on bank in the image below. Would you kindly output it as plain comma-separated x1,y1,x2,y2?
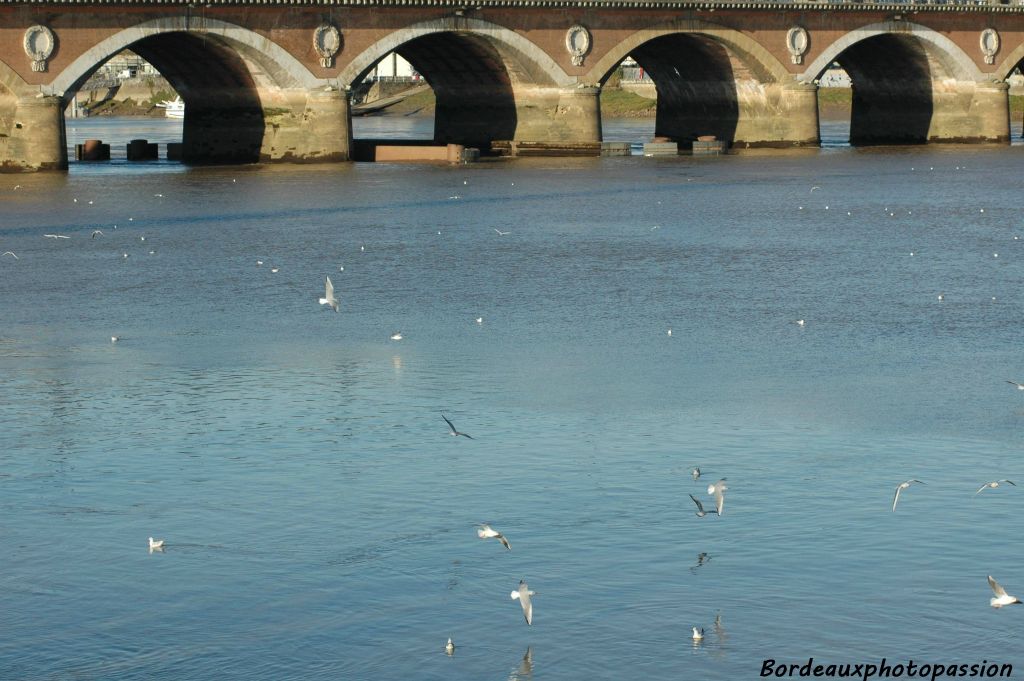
599,88,656,117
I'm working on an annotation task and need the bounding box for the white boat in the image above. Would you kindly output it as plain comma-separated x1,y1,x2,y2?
156,97,184,119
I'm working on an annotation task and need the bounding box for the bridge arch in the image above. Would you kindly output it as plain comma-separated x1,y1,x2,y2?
42,18,340,165
47,17,323,97
801,23,993,145
342,17,581,148
583,19,811,148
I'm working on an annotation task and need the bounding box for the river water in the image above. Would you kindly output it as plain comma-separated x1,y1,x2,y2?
2,116,1024,679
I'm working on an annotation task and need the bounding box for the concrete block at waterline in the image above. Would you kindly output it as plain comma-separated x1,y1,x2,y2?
601,142,631,157
126,139,158,161
166,143,183,161
643,141,678,157
491,140,601,157
75,139,110,161
693,138,726,156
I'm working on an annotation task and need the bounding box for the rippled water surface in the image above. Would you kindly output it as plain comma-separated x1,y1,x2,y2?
3,117,1024,679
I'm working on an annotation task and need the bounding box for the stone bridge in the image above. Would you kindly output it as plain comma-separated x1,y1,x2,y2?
3,0,1024,170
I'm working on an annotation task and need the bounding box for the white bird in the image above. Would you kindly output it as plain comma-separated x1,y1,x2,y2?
691,467,700,480
510,580,535,625
441,414,473,439
692,626,704,641
445,638,455,655
796,319,805,326
390,332,403,341
91,230,103,239
937,295,944,301
988,575,1022,608
110,336,119,343
1006,381,1024,391
892,479,925,511
707,479,728,515
319,276,338,312
43,234,69,239
148,537,164,550
495,229,510,236
360,245,365,252
257,260,263,266
140,236,145,241
2,251,18,259
810,186,820,193
270,267,279,273
122,253,129,259
689,494,715,518
154,193,163,198
667,329,672,336
13,185,20,190
477,523,511,550
476,317,483,324
976,480,1016,495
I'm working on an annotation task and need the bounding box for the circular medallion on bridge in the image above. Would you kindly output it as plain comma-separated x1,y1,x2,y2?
24,25,55,73
565,25,591,67
314,23,342,69
786,27,809,66
980,28,1000,65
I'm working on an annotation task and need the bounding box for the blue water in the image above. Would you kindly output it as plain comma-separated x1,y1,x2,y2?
2,117,1024,679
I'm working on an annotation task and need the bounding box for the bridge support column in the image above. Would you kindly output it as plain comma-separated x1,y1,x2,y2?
260,87,351,163
733,79,820,149
512,85,602,145
929,80,1009,144
0,95,67,172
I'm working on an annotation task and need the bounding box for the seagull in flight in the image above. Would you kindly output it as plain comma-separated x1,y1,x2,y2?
441,414,473,439
892,479,925,511
988,576,1022,608
494,229,510,236
43,234,69,239
2,251,17,259
91,230,103,239
689,494,716,518
319,275,338,312
1007,381,1024,391
707,479,728,515
976,480,1016,495
510,580,535,625
477,524,511,550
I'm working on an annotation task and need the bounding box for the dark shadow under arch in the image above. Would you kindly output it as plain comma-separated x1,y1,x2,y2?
833,34,933,146
66,33,264,164
623,34,740,147
352,32,521,148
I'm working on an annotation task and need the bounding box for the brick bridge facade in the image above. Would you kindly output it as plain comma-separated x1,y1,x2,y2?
3,0,1024,170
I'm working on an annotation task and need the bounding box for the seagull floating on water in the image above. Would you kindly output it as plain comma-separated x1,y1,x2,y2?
796,319,805,326
476,317,483,324
692,627,704,641
148,537,164,550
988,576,1022,608
976,480,1016,495
390,332,403,341
319,275,338,312
111,336,119,343
510,580,535,625
477,523,511,550
445,638,455,655
892,479,925,511
441,414,473,439
707,479,728,515
691,467,700,480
